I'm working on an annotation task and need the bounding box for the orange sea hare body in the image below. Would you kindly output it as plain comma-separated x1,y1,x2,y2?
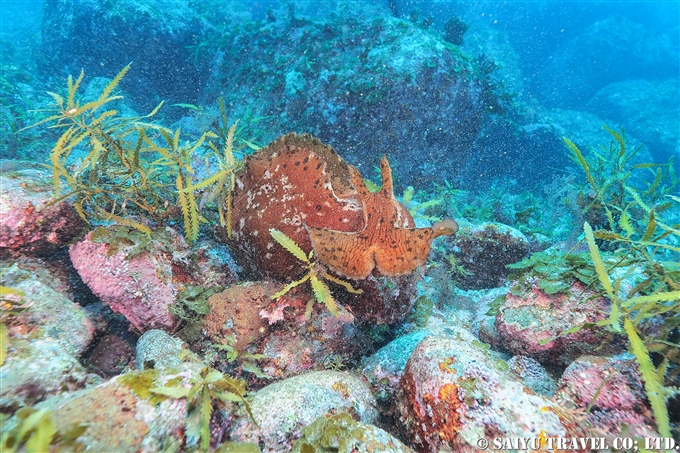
308,155,458,279
223,133,458,281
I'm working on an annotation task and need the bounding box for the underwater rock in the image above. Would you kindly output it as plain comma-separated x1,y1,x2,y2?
507,355,557,398
349,271,424,326
554,355,658,438
204,281,279,352
25,374,187,453
1,261,96,410
588,78,679,163
291,412,414,453
192,235,239,288
39,0,217,113
69,226,229,333
397,335,590,453
0,168,86,257
447,222,529,290
495,280,618,367
69,229,181,333
362,330,431,401
1,339,95,412
88,333,135,376
535,15,678,108
1,260,95,357
258,287,371,380
204,282,371,381
135,329,185,371
229,370,378,452
210,12,486,187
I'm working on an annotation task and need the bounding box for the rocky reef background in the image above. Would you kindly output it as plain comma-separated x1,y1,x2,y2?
3,0,678,187
1,0,679,451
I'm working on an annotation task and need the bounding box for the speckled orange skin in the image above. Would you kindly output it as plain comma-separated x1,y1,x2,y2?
222,133,457,282
222,133,364,280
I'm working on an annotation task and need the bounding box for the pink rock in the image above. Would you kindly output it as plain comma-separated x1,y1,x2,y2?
495,280,621,365
258,290,369,380
69,229,181,332
554,355,657,437
0,169,86,256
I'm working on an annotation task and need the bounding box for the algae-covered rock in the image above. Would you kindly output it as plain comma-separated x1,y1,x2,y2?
554,355,658,438
0,261,96,410
0,168,86,257
507,355,557,398
29,371,189,453
447,222,529,290
209,11,486,187
397,335,593,453
495,280,619,367
135,329,185,370
0,340,94,412
229,370,378,452
292,412,414,453
70,225,233,334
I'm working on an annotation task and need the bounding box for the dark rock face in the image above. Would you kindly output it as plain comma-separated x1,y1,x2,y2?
209,13,486,188
39,0,212,112
447,222,529,290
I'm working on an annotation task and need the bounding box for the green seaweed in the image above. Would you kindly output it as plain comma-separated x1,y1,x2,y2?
170,285,223,322
410,295,434,327
564,128,680,437
291,412,368,453
22,66,242,242
117,369,174,405
507,248,599,295
268,229,363,318
150,366,256,452
89,224,180,259
0,407,87,453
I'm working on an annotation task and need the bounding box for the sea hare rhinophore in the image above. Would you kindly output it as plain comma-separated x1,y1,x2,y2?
222,133,458,281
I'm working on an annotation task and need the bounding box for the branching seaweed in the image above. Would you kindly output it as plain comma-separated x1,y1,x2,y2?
268,228,362,318
21,65,241,242
563,126,680,437
150,366,256,452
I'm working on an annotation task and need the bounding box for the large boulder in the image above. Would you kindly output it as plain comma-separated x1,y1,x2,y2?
0,261,96,411
229,370,378,452
397,335,593,452
535,15,678,108
69,226,236,333
209,11,487,186
587,78,679,163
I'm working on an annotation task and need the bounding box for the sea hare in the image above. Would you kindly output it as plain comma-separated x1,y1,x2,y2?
222,133,458,281
308,155,458,279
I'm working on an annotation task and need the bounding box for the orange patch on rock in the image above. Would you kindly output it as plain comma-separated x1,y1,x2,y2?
204,281,280,351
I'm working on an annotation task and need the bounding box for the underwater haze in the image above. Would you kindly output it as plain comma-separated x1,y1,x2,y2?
1,1,680,452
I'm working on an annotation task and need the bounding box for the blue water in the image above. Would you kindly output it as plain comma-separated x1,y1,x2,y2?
1,1,679,449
